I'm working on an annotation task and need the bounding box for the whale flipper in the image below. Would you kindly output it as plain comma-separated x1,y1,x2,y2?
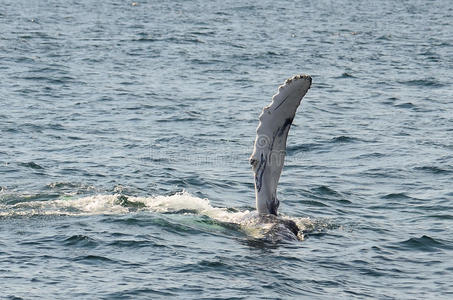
250,74,312,215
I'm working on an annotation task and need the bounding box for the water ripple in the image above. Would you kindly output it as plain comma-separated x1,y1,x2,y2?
1,0,452,298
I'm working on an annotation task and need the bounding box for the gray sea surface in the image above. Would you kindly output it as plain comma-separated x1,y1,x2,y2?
1,0,453,299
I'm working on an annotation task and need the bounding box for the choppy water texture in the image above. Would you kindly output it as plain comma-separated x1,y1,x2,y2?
1,0,453,298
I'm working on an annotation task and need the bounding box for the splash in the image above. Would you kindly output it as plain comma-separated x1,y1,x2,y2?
0,191,247,220
0,191,315,241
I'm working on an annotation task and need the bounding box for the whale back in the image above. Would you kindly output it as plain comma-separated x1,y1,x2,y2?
250,75,311,215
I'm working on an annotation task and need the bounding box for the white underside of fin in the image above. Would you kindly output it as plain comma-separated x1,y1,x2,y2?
250,74,311,215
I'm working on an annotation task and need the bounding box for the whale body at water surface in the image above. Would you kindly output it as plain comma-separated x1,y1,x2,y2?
250,74,312,216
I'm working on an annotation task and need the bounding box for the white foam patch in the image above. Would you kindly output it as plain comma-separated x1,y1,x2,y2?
0,194,126,217
135,192,251,223
0,191,249,222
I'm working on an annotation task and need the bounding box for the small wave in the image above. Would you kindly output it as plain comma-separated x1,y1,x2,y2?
353,152,386,159
300,199,329,207
419,50,440,62
313,185,341,197
335,72,356,79
107,239,166,249
63,235,98,248
135,37,159,43
175,258,230,274
156,116,198,123
426,214,453,220
308,186,351,206
18,162,44,170
0,192,60,205
360,168,403,179
22,75,76,85
287,143,322,154
74,255,117,264
330,136,357,143
376,34,392,41
414,166,451,175
398,78,445,88
381,193,412,200
394,102,416,109
394,235,452,252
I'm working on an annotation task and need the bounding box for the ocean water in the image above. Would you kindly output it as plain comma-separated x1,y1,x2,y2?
1,0,452,298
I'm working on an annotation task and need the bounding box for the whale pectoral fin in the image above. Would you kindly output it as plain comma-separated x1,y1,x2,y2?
268,195,279,215
249,156,259,172
251,74,311,215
